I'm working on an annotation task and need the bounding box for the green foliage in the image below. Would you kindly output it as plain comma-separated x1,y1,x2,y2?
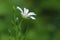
0,0,60,40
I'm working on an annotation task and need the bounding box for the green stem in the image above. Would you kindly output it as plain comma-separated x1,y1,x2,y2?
18,19,23,40
19,19,23,31
18,19,28,40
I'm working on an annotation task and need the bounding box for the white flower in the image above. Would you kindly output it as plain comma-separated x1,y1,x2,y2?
17,6,36,20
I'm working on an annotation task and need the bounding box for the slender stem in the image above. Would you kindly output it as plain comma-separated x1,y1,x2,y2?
18,19,28,40
19,19,23,31
18,19,23,40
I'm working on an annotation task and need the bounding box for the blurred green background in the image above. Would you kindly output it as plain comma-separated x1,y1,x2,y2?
0,0,60,40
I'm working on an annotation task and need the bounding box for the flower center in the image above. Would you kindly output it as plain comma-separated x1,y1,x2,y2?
22,13,28,18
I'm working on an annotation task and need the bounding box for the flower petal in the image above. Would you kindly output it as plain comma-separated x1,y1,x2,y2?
30,16,36,20
17,6,23,14
28,12,36,16
24,8,29,14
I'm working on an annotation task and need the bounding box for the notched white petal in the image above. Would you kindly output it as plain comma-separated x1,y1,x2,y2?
30,16,36,20
17,6,23,13
28,12,36,16
24,8,29,14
